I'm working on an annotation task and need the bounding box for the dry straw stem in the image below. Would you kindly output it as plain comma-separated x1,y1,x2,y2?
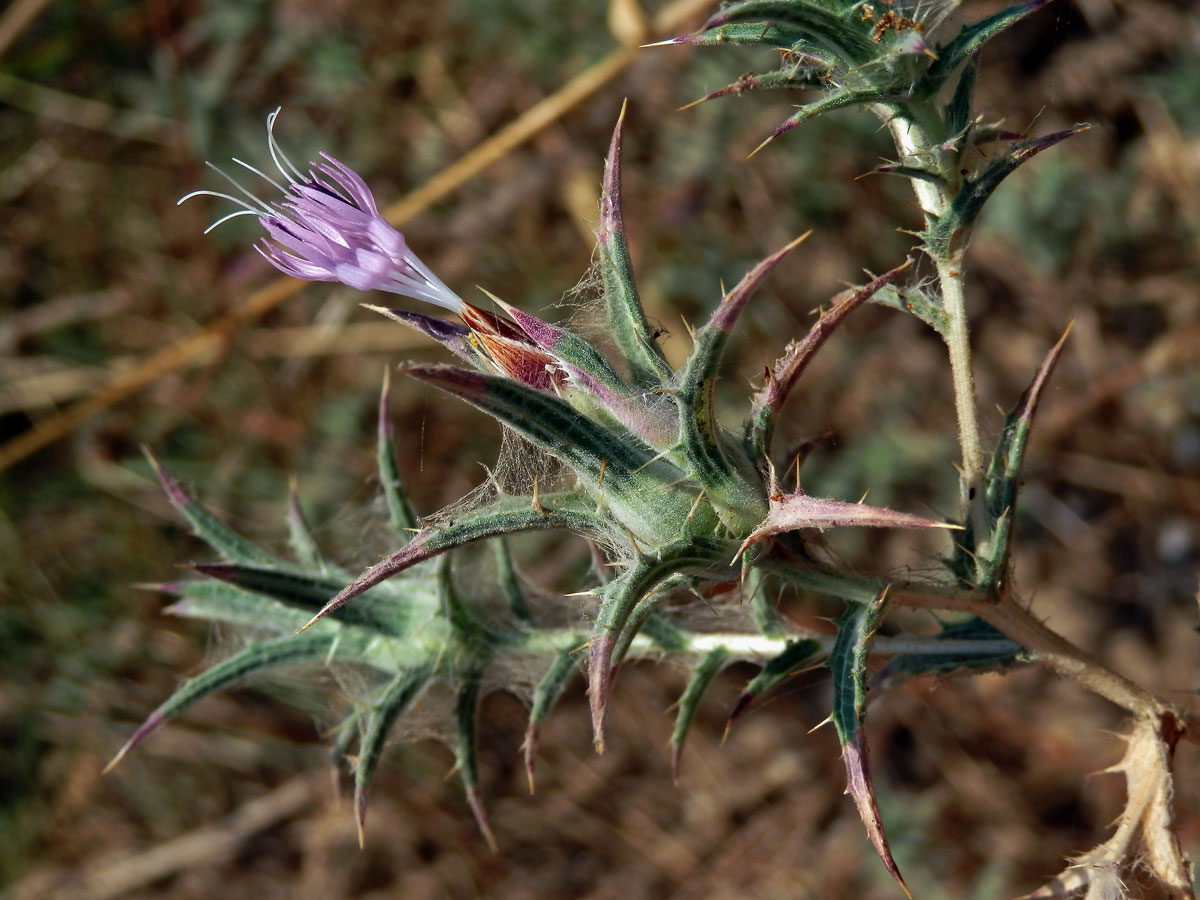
9,776,316,900
980,595,1178,719
888,577,1186,724
0,0,53,61
0,0,714,474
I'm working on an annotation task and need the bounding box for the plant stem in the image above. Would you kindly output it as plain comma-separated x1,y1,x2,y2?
898,584,1178,719
517,621,1021,666
880,105,985,515
977,596,1173,718
879,104,948,217
870,108,1163,719
936,256,985,501
891,581,1179,719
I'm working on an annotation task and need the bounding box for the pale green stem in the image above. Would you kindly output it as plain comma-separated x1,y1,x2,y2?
936,256,986,507
517,625,1019,664
881,108,950,217
862,109,1175,721
880,105,985,516
497,578,1178,718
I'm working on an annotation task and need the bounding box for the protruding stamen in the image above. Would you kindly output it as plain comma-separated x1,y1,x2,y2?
231,156,288,194
203,160,275,213
266,106,306,183
203,209,260,233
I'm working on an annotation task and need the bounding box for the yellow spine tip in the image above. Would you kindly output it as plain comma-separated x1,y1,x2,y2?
102,749,126,775
747,134,775,159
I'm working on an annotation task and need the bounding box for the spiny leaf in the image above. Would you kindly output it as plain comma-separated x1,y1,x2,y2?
404,363,712,546
829,590,910,897
841,737,910,897
286,479,341,577
331,706,361,777
597,102,673,387
724,637,822,737
192,562,412,637
751,87,899,157
636,610,691,653
923,124,1091,259
435,554,493,645
165,577,435,675
494,538,534,625
759,556,887,604
747,567,788,639
737,489,957,558
674,234,808,520
454,670,498,852
589,541,731,753
298,491,605,631
364,305,477,364
748,259,911,462
705,234,810,337
647,21,814,51
354,664,434,847
679,67,827,112
405,365,671,502
924,1,1051,94
524,639,586,793
378,368,420,536
978,325,1071,595
868,164,950,190
160,579,307,633
146,448,281,568
105,632,337,773
671,646,730,782
869,281,948,336
609,575,693,667
693,1,874,64
942,54,978,144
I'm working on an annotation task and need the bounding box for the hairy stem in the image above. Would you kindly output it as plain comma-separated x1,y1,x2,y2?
517,618,1020,665
881,105,985,515
882,107,949,218
871,107,1159,718
936,256,985,505
897,584,1178,719
888,578,1178,718
977,596,1174,718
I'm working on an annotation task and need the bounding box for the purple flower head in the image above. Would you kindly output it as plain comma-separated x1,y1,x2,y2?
178,108,463,313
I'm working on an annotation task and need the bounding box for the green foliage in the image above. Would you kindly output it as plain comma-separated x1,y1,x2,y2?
115,2,1142,890
673,0,1080,268
670,646,730,781
950,327,1071,593
124,124,959,851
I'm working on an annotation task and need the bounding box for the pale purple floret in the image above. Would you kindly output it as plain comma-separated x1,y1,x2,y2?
179,108,463,314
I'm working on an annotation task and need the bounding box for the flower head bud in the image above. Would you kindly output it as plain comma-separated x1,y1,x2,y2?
457,300,566,393
179,108,463,314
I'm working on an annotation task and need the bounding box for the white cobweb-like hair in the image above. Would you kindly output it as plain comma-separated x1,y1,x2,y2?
420,427,568,529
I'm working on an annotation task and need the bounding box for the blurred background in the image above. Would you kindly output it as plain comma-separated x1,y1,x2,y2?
1,0,1198,897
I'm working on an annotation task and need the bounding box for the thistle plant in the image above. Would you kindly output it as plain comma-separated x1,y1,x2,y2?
113,3,1195,896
